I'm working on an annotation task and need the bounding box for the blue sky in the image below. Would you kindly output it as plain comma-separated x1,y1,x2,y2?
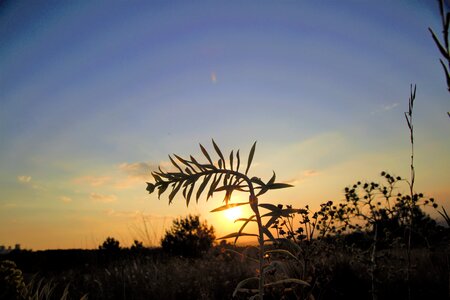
1,1,449,250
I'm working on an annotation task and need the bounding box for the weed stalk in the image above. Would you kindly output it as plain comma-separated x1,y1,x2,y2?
146,140,294,299
404,84,416,300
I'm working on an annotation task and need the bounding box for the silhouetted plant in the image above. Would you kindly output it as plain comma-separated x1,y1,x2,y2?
438,207,450,227
130,240,144,251
0,260,27,300
337,172,439,244
161,215,215,257
99,237,121,252
146,140,308,299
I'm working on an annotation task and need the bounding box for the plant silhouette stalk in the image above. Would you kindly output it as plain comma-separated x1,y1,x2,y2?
405,84,416,300
371,224,378,300
249,193,265,299
147,141,294,299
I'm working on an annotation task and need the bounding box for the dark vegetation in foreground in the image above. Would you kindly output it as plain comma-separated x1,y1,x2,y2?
1,209,449,300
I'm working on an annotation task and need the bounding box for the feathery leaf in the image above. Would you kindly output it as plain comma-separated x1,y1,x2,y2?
168,181,182,204
229,150,234,171
199,143,213,165
169,155,183,173
236,150,241,172
266,183,294,190
196,174,212,201
212,139,226,169
245,141,256,175
267,171,276,185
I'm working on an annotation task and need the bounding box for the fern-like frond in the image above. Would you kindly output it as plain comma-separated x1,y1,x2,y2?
146,140,293,206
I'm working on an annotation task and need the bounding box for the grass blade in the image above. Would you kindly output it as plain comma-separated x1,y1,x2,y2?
233,277,259,297
264,278,310,287
429,28,450,60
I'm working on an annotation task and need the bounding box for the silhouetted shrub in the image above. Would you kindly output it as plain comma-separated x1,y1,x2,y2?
99,237,121,251
161,215,215,257
130,240,144,251
0,260,27,300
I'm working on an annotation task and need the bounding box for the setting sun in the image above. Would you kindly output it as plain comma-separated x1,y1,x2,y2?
224,206,243,221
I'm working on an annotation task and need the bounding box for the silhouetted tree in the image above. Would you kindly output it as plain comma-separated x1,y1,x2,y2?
99,237,121,251
130,239,144,251
161,215,215,257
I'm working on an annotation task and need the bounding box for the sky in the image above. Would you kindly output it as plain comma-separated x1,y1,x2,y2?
1,0,449,250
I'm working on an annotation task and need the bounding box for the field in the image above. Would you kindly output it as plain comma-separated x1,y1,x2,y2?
2,236,449,300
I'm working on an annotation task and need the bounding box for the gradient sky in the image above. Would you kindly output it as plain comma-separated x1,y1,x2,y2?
1,1,449,250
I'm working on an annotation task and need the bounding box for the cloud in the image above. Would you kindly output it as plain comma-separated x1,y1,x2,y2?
285,169,319,185
115,162,158,189
382,103,399,111
74,161,164,191
105,209,173,221
118,162,156,180
60,196,72,203
17,175,31,183
16,175,46,190
211,71,217,83
74,176,111,187
105,209,140,219
113,177,144,189
371,102,399,115
303,170,318,177
90,193,117,203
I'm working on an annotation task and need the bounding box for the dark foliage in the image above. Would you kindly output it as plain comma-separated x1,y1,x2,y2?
130,240,144,251
98,237,121,251
161,215,215,257
0,260,27,300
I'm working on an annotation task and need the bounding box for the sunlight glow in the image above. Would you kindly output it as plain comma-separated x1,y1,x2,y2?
224,206,242,221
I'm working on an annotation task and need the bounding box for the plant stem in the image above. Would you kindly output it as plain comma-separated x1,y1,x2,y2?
249,193,265,299
405,84,416,300
371,223,378,300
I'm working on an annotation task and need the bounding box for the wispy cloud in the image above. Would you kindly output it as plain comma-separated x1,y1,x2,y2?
285,169,319,185
211,71,217,84
382,103,399,111
303,169,318,177
60,196,72,203
113,177,144,189
74,176,111,187
17,175,46,190
74,162,162,191
105,209,173,221
17,175,31,183
371,102,399,115
90,193,117,203
115,161,158,189
105,209,140,219
118,162,156,180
